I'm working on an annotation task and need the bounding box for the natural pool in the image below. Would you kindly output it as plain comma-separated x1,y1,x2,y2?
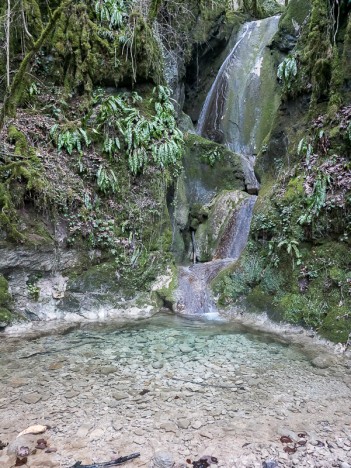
0,312,351,467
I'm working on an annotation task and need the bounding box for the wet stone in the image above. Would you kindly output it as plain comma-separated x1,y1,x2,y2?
152,361,164,369
178,418,190,429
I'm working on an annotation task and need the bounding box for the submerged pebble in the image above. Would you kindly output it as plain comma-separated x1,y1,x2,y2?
0,314,350,467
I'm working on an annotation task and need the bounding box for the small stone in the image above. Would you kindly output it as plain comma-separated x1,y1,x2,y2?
311,355,336,369
179,345,193,353
152,361,164,369
262,461,279,468
111,421,123,432
99,366,117,375
112,392,129,401
150,451,175,468
76,424,93,438
199,431,213,439
89,428,104,440
21,393,42,404
65,390,79,399
160,422,177,433
178,419,190,429
340,463,351,468
191,420,203,429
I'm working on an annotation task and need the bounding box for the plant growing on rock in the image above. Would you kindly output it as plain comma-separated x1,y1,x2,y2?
277,56,298,91
96,86,184,175
50,125,91,155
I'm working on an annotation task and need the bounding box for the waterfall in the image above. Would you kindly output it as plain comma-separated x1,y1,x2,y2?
175,196,256,315
174,15,280,316
197,15,281,156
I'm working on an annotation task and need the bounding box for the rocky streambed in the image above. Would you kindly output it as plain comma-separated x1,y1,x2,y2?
0,312,351,468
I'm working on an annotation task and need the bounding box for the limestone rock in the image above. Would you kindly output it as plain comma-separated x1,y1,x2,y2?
21,393,42,404
311,355,336,369
112,391,129,401
150,451,175,468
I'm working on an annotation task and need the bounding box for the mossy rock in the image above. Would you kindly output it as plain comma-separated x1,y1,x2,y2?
195,190,250,262
247,286,275,310
183,133,246,205
273,0,311,51
282,176,304,202
0,274,11,307
319,306,351,343
153,264,178,309
0,307,13,328
260,0,284,18
68,262,121,295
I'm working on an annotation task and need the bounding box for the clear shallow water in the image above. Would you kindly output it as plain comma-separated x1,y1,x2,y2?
1,313,351,467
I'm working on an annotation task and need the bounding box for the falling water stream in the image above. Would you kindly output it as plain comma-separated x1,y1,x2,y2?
175,16,281,315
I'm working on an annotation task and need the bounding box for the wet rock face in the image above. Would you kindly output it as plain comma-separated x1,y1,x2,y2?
0,242,160,327
171,133,247,263
195,191,253,263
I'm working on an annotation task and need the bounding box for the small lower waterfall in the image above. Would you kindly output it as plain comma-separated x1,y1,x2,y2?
175,196,256,314
175,15,280,315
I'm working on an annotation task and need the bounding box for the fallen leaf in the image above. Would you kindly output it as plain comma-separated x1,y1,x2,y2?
280,436,293,444
17,425,47,438
283,445,297,454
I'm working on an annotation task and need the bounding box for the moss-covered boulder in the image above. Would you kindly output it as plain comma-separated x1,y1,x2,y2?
183,133,246,204
195,190,251,262
0,274,13,327
172,134,247,263
272,0,311,52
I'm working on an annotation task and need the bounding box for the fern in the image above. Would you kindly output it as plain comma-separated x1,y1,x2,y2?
298,172,330,224
96,86,184,175
277,56,298,91
95,0,127,29
96,165,118,194
50,125,91,155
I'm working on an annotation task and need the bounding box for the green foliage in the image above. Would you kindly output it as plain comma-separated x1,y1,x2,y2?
277,238,302,266
201,147,222,166
96,165,118,194
50,124,91,155
297,137,313,164
94,0,128,28
277,56,298,91
298,172,330,225
26,274,41,301
96,86,184,174
279,293,327,328
214,253,265,305
27,283,40,300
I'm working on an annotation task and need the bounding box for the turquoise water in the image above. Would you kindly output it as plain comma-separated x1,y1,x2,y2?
0,313,350,468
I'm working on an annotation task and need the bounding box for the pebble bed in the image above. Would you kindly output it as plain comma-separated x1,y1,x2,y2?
0,313,351,467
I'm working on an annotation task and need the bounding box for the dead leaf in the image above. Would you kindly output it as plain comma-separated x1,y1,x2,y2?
17,425,47,438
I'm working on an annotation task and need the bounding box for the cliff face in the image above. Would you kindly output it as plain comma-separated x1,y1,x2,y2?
0,0,261,325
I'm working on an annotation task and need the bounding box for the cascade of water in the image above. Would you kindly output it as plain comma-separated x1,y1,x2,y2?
175,196,256,315
175,15,280,315
197,15,281,156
